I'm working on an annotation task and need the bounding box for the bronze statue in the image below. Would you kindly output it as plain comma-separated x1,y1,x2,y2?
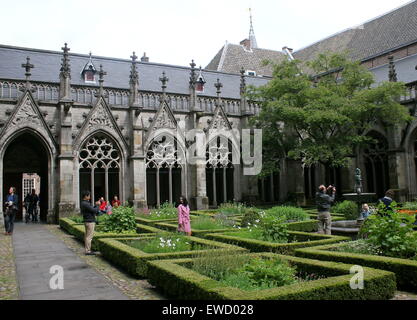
354,168,362,195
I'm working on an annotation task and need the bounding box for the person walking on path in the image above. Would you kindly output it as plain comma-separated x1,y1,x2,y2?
315,184,336,235
80,190,101,255
28,189,39,222
178,196,191,236
4,187,18,235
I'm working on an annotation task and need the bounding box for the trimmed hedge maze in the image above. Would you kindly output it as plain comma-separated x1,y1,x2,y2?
97,235,248,278
204,231,349,255
58,206,414,299
147,253,396,300
295,242,417,291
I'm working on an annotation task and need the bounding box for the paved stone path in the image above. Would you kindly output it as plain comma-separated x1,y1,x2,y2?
12,223,129,300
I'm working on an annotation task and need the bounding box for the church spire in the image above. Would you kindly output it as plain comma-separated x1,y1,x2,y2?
248,8,258,49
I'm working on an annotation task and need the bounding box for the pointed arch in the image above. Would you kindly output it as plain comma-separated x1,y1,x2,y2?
76,131,124,205
145,133,186,208
362,131,390,198
0,127,57,222
73,96,128,155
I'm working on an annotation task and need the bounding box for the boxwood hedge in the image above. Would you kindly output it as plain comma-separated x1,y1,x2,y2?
287,216,345,232
154,221,236,238
147,253,396,300
58,217,159,251
205,231,349,255
97,236,247,278
295,242,417,291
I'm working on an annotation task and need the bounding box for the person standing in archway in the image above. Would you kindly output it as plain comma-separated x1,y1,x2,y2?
80,190,101,255
28,189,39,222
4,187,18,235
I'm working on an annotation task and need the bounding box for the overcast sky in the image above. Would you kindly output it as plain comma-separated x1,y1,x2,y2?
0,0,413,67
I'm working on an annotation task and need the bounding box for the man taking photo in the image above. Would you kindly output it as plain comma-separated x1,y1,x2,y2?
315,184,336,235
80,190,101,255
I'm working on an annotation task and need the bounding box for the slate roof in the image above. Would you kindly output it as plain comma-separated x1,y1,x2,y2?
205,42,287,77
293,0,417,62
0,44,269,100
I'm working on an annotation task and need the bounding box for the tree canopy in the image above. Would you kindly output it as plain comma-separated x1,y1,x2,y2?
249,53,412,176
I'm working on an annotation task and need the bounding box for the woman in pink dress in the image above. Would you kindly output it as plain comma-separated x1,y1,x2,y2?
178,196,191,236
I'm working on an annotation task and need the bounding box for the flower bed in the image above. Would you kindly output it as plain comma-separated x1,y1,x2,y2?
295,242,417,291
155,215,239,238
58,217,160,251
146,252,396,300
205,230,349,255
97,235,247,278
286,216,345,232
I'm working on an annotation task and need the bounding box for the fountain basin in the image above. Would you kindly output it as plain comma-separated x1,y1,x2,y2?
331,220,361,239
342,193,377,204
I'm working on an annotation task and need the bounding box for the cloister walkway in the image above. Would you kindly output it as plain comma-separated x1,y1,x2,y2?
11,223,128,300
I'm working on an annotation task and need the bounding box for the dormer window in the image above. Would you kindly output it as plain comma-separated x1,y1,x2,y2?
81,52,97,83
85,70,95,82
196,67,206,93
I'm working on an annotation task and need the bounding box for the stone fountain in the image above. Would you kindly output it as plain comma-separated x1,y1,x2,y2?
332,168,376,238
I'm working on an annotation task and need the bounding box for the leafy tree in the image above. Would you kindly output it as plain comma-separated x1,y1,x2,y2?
249,53,412,174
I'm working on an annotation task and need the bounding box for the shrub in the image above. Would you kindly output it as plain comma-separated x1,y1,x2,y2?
191,251,297,290
360,202,417,259
218,202,247,216
240,208,262,227
101,206,137,233
332,201,358,220
401,202,417,211
69,214,109,224
260,216,289,243
239,257,297,288
265,206,309,222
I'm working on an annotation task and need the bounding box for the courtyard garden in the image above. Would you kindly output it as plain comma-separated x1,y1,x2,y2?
59,200,417,300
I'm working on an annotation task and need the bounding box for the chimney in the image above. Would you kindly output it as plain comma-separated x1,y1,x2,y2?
282,46,293,53
282,46,295,61
240,39,251,51
141,52,149,62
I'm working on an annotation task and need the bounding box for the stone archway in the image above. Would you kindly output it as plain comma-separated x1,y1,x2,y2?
1,131,52,222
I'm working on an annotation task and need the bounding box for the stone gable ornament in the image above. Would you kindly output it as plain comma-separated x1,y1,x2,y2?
11,97,41,127
87,102,114,130
153,106,176,130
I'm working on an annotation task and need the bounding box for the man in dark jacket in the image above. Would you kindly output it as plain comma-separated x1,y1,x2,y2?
315,185,336,235
378,189,394,212
80,190,101,255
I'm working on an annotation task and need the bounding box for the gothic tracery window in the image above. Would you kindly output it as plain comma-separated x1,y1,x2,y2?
364,132,389,198
206,136,234,206
146,136,183,207
79,135,120,203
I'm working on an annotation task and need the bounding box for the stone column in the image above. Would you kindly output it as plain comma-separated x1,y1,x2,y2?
286,159,306,206
129,115,147,210
189,63,209,210
57,102,76,220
